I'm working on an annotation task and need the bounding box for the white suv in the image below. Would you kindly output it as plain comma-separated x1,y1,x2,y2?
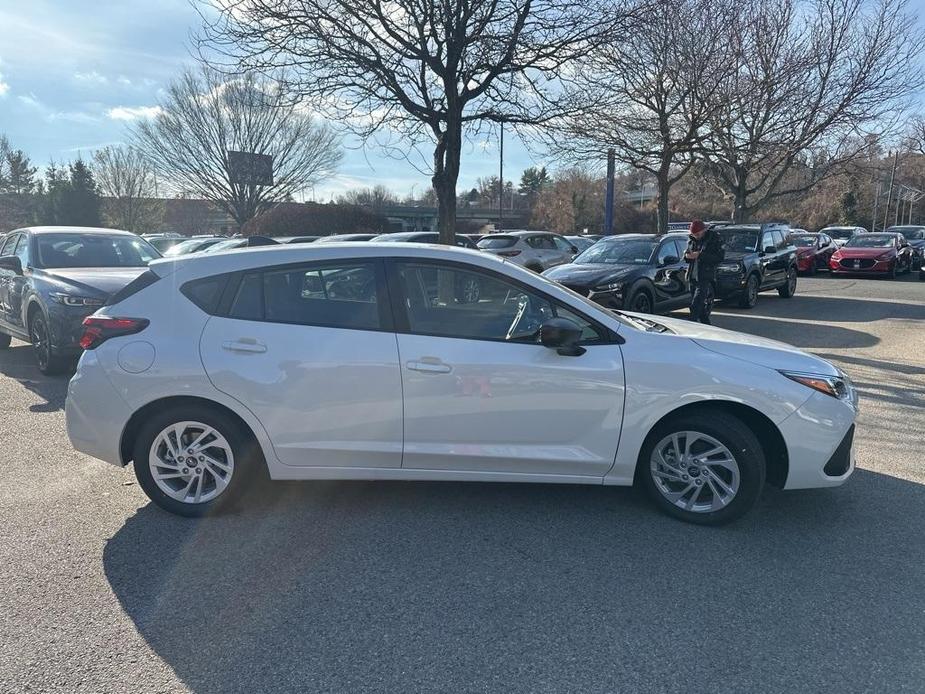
66,243,857,525
477,231,577,271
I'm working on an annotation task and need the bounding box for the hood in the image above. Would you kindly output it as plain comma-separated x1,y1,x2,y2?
543,263,641,287
35,267,149,297
834,246,893,258
633,313,840,376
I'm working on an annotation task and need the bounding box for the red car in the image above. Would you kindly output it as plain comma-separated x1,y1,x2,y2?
829,232,914,278
789,231,836,274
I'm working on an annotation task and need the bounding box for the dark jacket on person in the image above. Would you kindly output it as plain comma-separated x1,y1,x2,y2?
686,227,725,282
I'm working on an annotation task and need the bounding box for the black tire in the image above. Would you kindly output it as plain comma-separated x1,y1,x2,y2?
738,274,759,308
639,409,766,526
778,267,797,298
29,312,68,375
889,262,898,280
132,405,263,517
919,268,925,281
626,285,654,314
0,332,10,349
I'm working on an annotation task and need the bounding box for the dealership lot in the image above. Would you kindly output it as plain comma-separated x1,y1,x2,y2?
1,275,923,693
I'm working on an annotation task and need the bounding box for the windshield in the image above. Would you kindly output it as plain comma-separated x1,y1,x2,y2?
163,238,218,256
573,238,656,265
845,235,894,248
790,235,817,247
716,228,758,253
478,236,517,249
887,227,925,240
35,233,160,268
202,239,245,253
825,228,855,239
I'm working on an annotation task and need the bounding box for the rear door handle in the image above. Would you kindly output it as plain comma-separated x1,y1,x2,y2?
407,358,452,374
222,339,267,354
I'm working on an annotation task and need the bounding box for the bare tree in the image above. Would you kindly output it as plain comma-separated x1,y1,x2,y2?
551,0,735,233
199,0,623,242
93,146,164,234
132,67,342,227
336,185,399,212
703,0,923,222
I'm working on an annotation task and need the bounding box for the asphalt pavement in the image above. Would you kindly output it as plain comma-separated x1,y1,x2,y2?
1,273,923,693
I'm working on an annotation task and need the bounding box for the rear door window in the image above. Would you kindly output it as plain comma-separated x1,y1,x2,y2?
477,236,517,249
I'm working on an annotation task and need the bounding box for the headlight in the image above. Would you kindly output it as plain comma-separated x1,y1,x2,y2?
593,281,623,293
876,251,894,260
50,292,105,307
780,370,857,409
717,262,743,273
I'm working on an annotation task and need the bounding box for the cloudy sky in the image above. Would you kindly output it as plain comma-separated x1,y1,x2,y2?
0,0,548,200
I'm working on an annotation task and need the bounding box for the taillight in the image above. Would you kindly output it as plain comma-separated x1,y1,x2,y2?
79,317,149,350
498,250,521,257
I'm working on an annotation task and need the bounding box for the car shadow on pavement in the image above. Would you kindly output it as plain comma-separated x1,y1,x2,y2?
715,294,925,323
707,314,879,349
0,344,69,412
104,472,925,694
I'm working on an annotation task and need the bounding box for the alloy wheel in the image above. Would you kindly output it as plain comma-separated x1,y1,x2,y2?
633,292,652,313
649,431,741,513
148,421,235,504
787,269,797,294
29,317,50,372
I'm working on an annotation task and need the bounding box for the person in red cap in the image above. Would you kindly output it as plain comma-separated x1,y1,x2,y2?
684,220,725,324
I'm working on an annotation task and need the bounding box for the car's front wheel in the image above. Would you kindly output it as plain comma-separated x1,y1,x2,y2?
29,312,68,375
640,410,766,525
738,274,760,308
133,406,261,517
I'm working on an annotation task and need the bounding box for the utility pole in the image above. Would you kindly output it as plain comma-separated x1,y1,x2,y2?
604,149,615,236
895,187,903,226
883,151,898,231
871,180,881,233
498,123,504,234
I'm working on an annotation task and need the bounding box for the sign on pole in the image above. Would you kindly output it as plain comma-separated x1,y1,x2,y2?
228,150,274,186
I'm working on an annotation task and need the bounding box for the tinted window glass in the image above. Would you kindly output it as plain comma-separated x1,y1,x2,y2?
845,235,895,248
229,272,264,320
760,232,775,251
656,242,679,265
263,264,379,330
717,228,758,253
0,234,18,256
574,238,656,265
396,263,602,343
552,236,574,252
180,275,228,314
478,236,517,249
14,235,29,265
35,233,159,268
772,231,787,249
528,235,556,250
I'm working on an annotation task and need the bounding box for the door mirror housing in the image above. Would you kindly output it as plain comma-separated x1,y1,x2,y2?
540,317,586,357
763,245,776,254
0,255,23,275
660,255,680,266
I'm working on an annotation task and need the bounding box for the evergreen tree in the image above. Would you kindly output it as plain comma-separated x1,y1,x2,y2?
63,159,101,226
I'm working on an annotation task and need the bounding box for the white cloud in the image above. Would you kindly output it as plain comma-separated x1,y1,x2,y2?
74,70,108,85
107,105,162,121
0,78,8,97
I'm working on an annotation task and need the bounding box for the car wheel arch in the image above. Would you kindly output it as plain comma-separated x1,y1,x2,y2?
119,395,267,470
631,400,789,489
627,279,655,309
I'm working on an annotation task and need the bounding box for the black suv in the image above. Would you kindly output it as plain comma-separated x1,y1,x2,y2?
712,223,798,308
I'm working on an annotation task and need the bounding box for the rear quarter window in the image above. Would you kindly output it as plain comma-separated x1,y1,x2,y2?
180,274,230,314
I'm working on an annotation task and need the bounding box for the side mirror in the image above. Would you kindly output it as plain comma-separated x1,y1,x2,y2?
0,255,23,275
540,317,586,357
763,245,776,254
660,255,680,266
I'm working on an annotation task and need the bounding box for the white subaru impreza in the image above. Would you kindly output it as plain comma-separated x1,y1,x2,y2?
65,243,858,525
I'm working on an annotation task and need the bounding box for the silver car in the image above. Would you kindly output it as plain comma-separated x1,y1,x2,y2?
477,231,578,271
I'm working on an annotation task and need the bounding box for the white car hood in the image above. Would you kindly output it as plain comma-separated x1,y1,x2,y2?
626,313,840,376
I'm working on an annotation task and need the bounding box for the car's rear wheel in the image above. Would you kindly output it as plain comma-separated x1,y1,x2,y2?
778,267,797,298
29,312,67,375
0,332,10,349
889,262,898,280
133,406,260,517
738,274,759,308
640,410,766,525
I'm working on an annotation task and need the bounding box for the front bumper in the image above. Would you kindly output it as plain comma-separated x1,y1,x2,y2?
65,350,132,466
829,258,893,274
778,390,857,489
715,273,748,298
796,255,815,272
562,284,625,310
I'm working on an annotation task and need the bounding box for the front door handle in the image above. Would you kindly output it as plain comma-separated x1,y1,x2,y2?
222,339,267,354
407,357,452,374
